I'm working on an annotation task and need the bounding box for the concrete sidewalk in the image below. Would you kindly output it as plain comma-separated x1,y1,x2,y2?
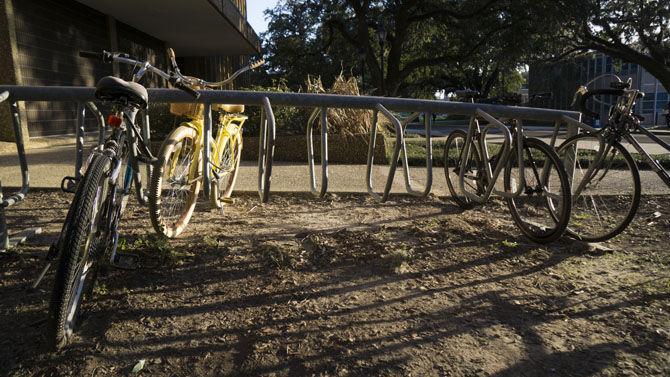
2,138,669,195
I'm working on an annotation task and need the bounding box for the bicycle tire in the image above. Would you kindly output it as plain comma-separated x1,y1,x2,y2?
505,138,572,244
210,132,243,209
48,154,111,349
443,129,484,209
557,133,640,242
148,125,201,238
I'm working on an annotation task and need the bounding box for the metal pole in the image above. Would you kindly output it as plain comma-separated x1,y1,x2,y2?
203,103,212,199
75,102,86,179
306,107,329,197
258,97,275,203
142,109,153,179
86,102,105,148
366,104,403,203
0,179,7,251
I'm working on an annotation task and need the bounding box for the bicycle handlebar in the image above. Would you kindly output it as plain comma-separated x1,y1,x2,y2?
166,47,264,89
574,87,624,119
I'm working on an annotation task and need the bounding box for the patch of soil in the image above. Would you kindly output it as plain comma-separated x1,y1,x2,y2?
0,191,668,376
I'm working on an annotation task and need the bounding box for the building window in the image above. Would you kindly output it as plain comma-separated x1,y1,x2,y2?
605,57,612,73
657,92,668,109
596,57,603,75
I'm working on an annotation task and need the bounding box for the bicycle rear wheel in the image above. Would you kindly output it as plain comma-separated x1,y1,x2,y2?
443,130,484,208
149,125,201,238
210,132,242,209
557,133,640,242
48,154,111,349
505,138,571,244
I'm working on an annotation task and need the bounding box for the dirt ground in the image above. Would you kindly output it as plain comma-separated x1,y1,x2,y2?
0,190,668,376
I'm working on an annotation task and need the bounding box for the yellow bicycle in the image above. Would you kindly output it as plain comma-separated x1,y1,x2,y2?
148,49,262,238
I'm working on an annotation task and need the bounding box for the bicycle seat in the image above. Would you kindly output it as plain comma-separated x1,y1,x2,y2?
213,104,245,113
95,76,148,108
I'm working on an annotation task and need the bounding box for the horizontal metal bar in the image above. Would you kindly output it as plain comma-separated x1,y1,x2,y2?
0,85,581,123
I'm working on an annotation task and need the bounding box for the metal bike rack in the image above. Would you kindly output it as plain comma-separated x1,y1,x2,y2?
459,109,513,203
306,107,328,197
0,85,591,208
0,92,41,251
397,112,433,197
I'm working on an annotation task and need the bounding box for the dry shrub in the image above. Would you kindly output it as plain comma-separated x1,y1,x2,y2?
306,74,389,137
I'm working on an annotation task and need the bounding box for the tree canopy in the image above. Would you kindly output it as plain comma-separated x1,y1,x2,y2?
260,0,670,98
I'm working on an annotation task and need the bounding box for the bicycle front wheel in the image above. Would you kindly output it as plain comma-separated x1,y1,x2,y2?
557,133,640,242
210,133,242,209
444,129,484,208
48,154,111,349
505,138,571,244
149,125,201,238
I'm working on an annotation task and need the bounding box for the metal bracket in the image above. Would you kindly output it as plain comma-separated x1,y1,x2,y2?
307,107,328,197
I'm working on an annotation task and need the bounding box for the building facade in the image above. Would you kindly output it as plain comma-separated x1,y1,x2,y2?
0,0,260,139
529,53,668,127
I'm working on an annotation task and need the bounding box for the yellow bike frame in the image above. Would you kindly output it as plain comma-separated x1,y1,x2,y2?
168,113,247,186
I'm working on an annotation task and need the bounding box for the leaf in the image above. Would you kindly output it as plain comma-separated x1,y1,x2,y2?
132,359,146,374
501,240,519,249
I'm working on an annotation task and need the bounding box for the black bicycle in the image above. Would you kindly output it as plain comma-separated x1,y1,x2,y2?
556,75,670,242
45,50,198,349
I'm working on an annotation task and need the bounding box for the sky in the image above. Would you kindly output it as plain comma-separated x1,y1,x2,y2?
247,0,280,35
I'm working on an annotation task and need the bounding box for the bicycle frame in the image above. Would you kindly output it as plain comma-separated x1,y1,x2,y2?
169,113,247,190
624,127,670,186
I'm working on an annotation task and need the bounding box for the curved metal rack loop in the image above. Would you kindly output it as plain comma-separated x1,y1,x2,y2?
202,103,213,199
459,109,512,203
366,104,404,203
307,107,329,197
1,95,41,251
258,97,276,203
398,112,433,197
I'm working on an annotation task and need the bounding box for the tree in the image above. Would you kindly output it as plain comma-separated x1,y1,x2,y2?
263,0,529,97
536,0,670,91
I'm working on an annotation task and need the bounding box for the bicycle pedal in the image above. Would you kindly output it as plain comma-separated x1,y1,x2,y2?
60,176,79,194
111,253,139,270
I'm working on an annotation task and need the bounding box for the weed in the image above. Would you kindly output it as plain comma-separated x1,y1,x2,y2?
501,240,519,249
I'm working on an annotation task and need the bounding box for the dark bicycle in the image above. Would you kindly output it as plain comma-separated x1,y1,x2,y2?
45,50,198,349
556,75,670,242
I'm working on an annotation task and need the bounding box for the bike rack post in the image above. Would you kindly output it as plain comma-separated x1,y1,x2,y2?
398,112,433,197
202,103,213,199
1,95,41,252
559,114,606,196
258,97,275,203
141,108,153,181
75,102,86,179
366,104,404,203
306,107,328,197
86,102,106,148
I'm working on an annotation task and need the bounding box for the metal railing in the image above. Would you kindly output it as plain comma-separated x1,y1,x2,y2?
0,85,595,221
0,91,41,251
